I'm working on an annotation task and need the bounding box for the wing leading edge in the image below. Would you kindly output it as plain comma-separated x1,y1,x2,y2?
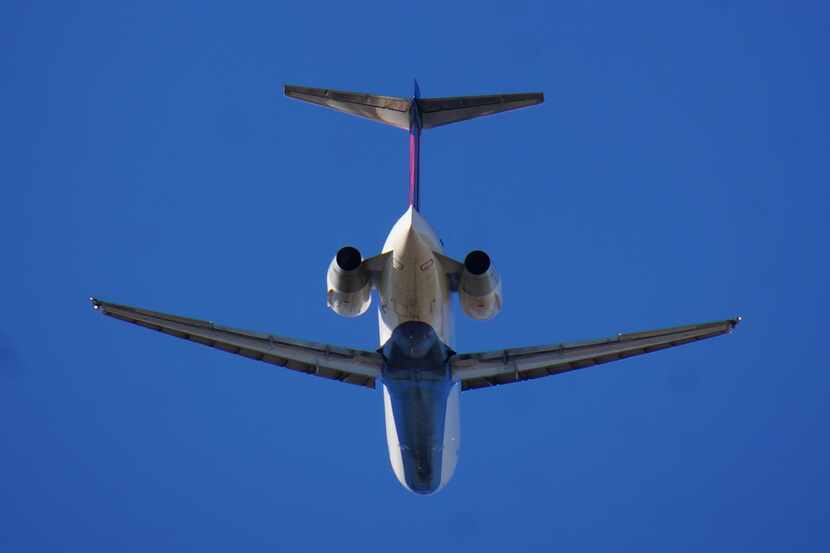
452,318,741,391
90,298,382,389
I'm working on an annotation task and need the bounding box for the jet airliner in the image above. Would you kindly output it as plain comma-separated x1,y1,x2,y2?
91,82,740,494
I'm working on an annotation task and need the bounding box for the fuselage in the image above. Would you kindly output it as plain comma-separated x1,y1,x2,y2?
377,207,460,494
283,82,539,493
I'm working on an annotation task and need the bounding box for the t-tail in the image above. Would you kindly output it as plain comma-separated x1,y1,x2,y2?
284,82,544,212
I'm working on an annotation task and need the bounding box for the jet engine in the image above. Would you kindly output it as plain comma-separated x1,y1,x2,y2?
459,250,502,320
327,246,372,317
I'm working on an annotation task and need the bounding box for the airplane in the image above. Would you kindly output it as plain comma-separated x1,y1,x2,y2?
90,81,741,495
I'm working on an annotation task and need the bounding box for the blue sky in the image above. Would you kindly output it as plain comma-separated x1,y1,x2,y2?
3,1,829,551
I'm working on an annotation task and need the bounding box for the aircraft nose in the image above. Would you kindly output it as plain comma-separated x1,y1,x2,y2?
400,446,443,495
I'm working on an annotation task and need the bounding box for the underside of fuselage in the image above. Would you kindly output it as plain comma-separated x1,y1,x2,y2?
381,321,458,494
378,208,460,494
278,81,549,494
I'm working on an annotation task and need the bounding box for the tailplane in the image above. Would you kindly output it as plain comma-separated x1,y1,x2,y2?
284,84,543,131
284,83,543,212
417,92,543,128
283,85,412,129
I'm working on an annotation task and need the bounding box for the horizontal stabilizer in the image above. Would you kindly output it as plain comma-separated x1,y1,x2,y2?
284,85,411,129
418,92,544,129
284,85,544,131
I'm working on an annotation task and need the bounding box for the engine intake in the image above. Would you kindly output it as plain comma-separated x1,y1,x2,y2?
459,250,502,320
327,246,372,317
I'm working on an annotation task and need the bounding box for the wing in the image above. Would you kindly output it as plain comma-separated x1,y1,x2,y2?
452,318,741,391
90,298,382,389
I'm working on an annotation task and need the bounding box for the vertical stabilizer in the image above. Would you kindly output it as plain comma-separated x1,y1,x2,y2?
284,84,543,212
409,80,422,211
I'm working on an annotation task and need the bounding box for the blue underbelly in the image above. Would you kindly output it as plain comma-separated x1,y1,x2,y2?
381,320,454,494
383,376,452,493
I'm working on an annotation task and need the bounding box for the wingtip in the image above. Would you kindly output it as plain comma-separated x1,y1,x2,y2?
90,297,102,310
730,315,743,329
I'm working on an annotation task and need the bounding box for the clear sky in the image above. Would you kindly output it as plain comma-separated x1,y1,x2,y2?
3,1,829,551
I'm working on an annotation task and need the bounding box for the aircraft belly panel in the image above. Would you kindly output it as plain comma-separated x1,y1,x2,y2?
380,320,457,494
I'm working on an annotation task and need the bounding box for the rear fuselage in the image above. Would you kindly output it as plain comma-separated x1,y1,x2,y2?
377,207,459,494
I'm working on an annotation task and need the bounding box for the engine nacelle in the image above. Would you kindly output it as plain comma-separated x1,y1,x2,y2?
327,246,372,317
459,250,502,320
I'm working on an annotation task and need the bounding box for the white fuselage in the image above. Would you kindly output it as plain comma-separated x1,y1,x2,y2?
376,207,460,493
377,207,453,345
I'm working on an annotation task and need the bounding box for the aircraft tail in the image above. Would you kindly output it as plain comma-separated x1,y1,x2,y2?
284,83,543,211
283,84,543,130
